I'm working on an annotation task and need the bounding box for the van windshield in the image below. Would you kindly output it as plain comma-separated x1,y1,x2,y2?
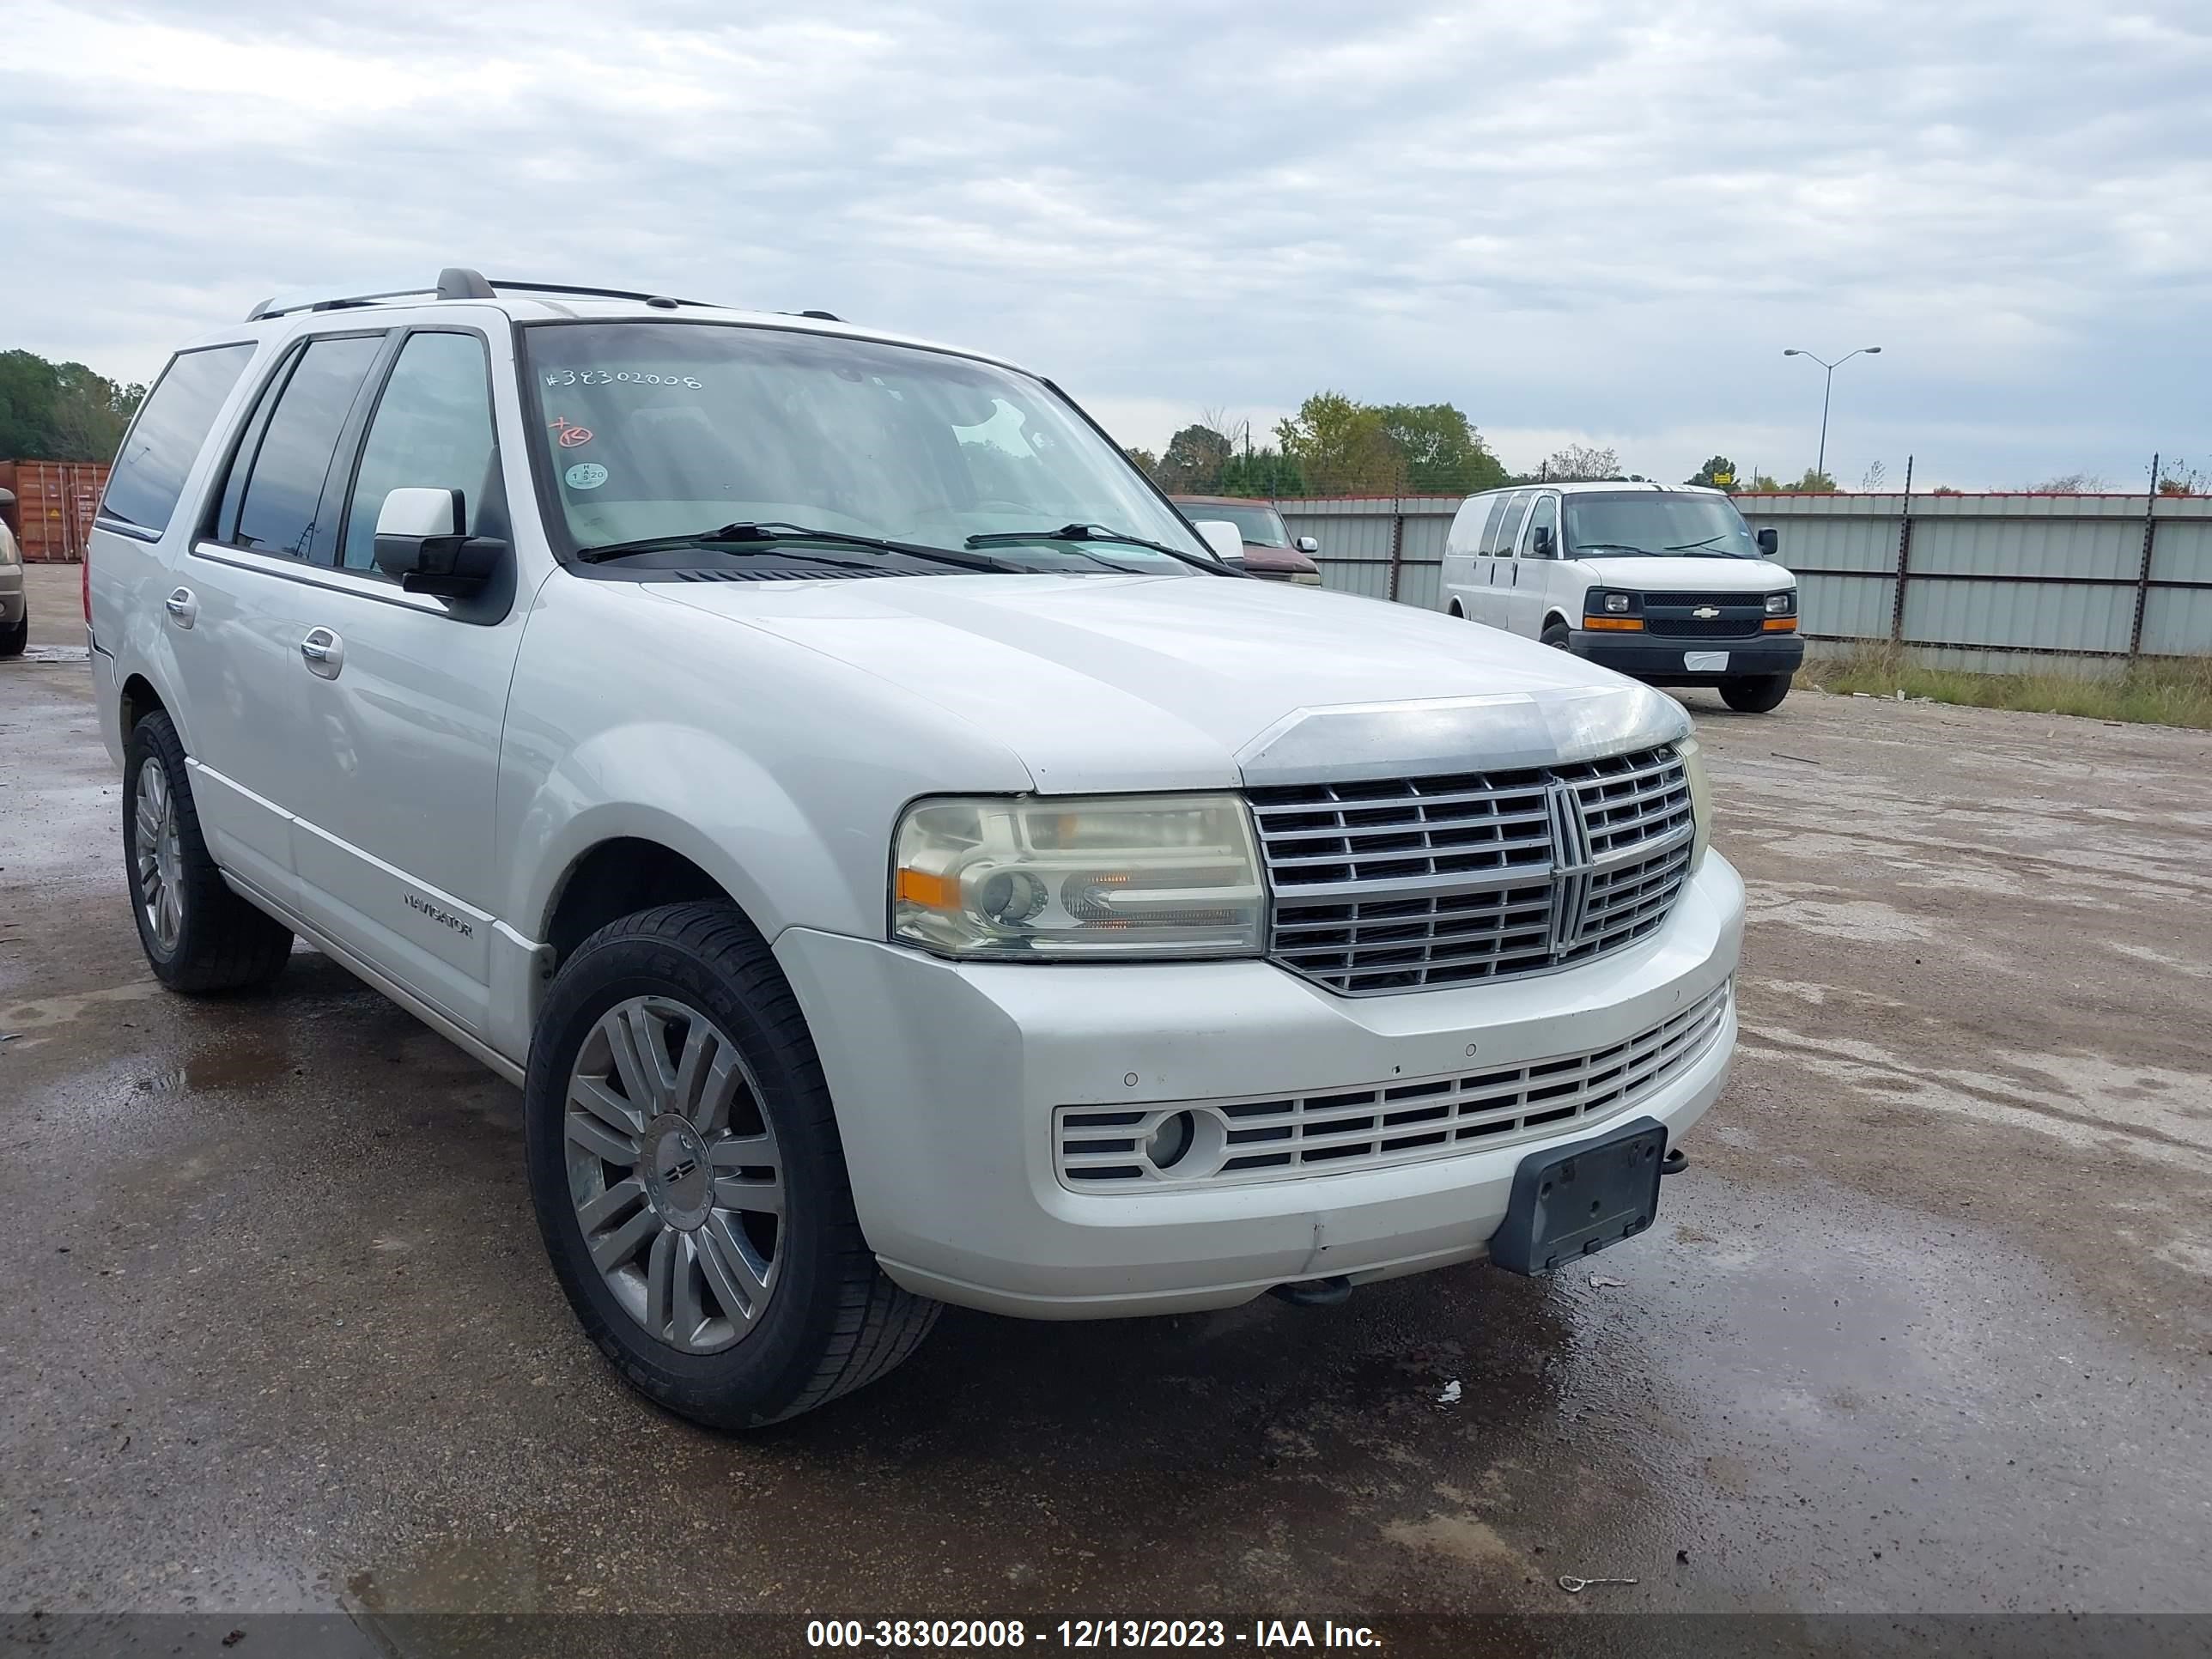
1562,492,1761,558
1185,502,1290,546
522,323,1208,574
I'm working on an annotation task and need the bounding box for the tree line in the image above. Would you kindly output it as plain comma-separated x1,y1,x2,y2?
0,350,145,464
1122,397,1840,501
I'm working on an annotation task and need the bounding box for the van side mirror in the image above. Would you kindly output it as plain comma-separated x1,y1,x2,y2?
1193,520,1247,566
1755,527,1779,556
1529,524,1555,558
1293,535,1319,555
374,487,505,596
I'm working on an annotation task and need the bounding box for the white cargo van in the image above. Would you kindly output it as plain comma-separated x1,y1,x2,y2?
1437,482,1802,712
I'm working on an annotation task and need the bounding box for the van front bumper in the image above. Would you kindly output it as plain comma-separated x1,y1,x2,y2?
775,853,1744,1320
1570,629,1803,684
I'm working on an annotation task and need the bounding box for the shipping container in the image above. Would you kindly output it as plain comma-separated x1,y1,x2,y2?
0,459,110,562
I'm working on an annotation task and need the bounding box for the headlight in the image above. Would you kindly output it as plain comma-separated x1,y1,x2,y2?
1765,590,1796,616
0,532,19,567
1601,591,1632,614
893,793,1266,959
1676,735,1713,872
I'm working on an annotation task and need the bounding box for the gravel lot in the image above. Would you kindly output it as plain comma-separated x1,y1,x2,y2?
3,562,2209,1649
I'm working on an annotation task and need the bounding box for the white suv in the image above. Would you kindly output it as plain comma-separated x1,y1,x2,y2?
1438,481,1804,713
86,270,1742,1427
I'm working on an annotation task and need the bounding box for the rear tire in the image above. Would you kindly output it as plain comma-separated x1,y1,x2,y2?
0,608,26,659
1719,673,1791,713
123,712,294,993
525,902,939,1429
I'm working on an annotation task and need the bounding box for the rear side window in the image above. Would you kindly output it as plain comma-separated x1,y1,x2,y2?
223,335,384,560
1472,495,1510,556
100,344,254,533
1485,491,1533,556
340,333,499,571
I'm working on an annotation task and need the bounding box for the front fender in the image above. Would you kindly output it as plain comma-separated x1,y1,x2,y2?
508,721,865,949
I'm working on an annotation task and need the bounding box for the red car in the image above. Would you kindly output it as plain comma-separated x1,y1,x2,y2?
1170,495,1322,584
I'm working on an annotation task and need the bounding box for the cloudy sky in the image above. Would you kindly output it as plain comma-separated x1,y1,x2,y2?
8,0,2208,489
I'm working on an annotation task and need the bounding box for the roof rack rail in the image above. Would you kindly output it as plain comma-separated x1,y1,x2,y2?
242,267,729,323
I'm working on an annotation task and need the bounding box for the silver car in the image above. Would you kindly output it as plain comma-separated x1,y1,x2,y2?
0,491,27,659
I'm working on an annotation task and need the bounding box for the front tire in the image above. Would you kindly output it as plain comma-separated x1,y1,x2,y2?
0,607,26,659
1719,673,1791,713
525,902,939,1429
1540,621,1572,650
123,712,293,992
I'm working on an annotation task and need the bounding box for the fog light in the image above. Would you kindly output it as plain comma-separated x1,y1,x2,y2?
1146,1110,1196,1170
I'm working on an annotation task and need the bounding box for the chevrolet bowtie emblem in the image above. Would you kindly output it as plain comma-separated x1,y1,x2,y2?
1692,605,1721,619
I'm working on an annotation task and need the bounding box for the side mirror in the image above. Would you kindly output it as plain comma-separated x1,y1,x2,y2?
1755,527,1779,556
374,487,505,596
1529,524,1555,558
1293,535,1319,555
1193,520,1247,566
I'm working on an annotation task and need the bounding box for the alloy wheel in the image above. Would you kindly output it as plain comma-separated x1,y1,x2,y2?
564,995,784,1353
134,756,184,953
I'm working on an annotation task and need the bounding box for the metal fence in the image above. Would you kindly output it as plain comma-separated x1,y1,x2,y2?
1276,480,2212,676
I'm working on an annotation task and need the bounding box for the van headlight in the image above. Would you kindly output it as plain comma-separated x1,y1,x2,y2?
893,794,1267,958
1676,735,1713,871
1765,590,1797,616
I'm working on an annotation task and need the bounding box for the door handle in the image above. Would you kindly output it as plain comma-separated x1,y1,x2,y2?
300,627,344,678
164,587,198,629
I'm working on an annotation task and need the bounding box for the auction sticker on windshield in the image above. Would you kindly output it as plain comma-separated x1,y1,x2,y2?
565,463,609,490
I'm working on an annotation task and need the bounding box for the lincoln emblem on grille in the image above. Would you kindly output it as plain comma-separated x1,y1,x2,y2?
1692,605,1721,619
1543,779,1596,957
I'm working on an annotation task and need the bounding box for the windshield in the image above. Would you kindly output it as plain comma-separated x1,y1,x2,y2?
1562,492,1761,558
1181,501,1289,546
523,323,1210,573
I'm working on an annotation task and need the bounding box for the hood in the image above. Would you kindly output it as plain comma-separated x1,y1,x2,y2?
1574,555,1794,592
652,574,1686,793
1237,543,1320,575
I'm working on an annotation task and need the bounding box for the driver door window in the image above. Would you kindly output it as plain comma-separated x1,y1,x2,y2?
342,332,500,572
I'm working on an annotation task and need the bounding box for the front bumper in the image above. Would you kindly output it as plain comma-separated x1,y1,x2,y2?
1571,629,1803,685
0,571,23,624
775,852,1744,1319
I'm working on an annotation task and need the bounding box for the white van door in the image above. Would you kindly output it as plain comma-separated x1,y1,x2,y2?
1475,490,1534,629
1500,491,1559,637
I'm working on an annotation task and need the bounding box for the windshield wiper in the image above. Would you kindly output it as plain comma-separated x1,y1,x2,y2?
575,521,1017,572
964,522,1246,576
1574,542,1662,556
1665,534,1741,555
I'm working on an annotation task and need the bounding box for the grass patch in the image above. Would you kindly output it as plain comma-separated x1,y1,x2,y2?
1796,647,2212,730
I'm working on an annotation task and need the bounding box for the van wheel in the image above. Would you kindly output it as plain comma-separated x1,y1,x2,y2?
1448,602,1463,618
122,712,294,993
1541,622,1572,650
1720,673,1791,713
0,609,26,659
525,902,939,1430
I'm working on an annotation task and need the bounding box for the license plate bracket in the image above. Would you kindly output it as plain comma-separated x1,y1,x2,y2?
1489,1115,1668,1276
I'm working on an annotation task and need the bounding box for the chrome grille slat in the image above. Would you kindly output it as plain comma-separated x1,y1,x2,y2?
1252,744,1694,996
1054,983,1733,1189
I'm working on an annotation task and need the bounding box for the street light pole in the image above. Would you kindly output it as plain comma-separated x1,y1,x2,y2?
1782,345,1881,481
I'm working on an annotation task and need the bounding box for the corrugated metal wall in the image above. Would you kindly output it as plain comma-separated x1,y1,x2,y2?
1274,491,2212,676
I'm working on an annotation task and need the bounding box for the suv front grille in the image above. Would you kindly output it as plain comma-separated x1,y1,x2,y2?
1249,744,1693,996
1055,981,1730,1188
